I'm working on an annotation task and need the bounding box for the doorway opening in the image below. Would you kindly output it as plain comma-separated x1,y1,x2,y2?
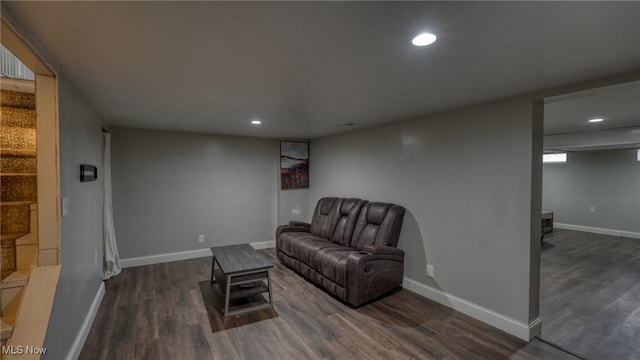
537,80,640,359
1,18,61,349
1,44,37,281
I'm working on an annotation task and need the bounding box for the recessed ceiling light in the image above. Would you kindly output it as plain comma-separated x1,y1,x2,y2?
412,33,437,47
588,118,604,123
251,120,262,125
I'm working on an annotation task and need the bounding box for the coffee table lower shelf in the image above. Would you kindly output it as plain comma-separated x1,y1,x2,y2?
212,268,273,317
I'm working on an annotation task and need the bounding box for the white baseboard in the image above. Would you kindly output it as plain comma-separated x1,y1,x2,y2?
250,240,276,250
120,241,276,268
67,281,105,360
555,223,640,239
120,248,212,268
402,278,537,341
529,316,542,339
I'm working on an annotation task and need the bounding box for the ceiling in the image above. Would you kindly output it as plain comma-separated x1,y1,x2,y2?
545,80,640,135
542,81,640,151
5,1,640,139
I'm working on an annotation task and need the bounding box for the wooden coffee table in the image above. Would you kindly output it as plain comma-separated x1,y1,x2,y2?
209,244,273,317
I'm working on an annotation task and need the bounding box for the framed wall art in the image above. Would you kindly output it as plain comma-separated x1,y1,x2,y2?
280,141,309,190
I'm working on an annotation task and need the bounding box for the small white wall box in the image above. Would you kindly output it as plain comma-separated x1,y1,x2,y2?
80,164,98,182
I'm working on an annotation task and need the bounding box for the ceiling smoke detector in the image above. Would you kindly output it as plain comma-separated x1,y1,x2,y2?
337,122,356,127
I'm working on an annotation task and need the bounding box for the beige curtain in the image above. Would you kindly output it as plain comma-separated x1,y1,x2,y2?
103,132,121,279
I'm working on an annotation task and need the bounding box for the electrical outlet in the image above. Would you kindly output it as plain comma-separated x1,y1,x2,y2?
94,250,98,264
426,264,435,278
198,234,205,243
589,206,596,212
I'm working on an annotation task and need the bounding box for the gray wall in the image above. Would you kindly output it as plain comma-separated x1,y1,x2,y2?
278,188,309,225
110,127,278,258
43,76,104,358
309,95,537,323
543,149,640,233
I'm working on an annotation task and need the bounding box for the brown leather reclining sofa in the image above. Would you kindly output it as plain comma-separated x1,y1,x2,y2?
276,197,406,307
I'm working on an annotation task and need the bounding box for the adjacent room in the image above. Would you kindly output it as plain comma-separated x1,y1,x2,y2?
539,81,640,359
1,2,639,359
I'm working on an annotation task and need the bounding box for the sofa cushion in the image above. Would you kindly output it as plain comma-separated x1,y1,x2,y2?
296,237,344,265
310,197,343,239
277,231,342,264
330,198,367,246
315,249,353,287
310,246,353,270
277,232,322,258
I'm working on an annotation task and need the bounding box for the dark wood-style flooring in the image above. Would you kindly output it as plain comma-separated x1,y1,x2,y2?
81,249,576,360
540,229,640,360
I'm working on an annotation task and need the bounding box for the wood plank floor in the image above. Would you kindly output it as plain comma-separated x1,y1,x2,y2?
81,248,576,360
540,228,640,360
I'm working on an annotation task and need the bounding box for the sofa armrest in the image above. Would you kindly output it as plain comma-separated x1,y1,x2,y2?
360,245,404,257
289,220,310,229
276,224,311,241
345,250,404,307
